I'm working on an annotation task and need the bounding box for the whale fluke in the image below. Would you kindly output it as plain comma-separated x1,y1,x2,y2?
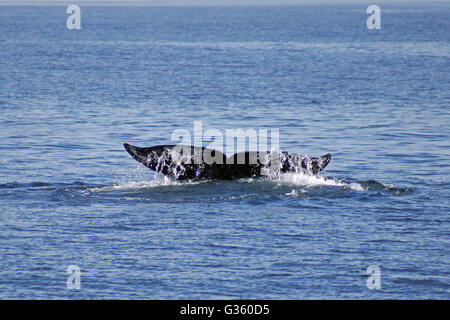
124,143,331,180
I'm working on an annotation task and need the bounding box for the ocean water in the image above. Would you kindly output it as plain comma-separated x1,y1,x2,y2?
0,4,449,299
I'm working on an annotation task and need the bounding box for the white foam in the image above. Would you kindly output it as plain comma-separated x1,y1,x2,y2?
86,169,364,194
276,172,365,191
86,175,206,193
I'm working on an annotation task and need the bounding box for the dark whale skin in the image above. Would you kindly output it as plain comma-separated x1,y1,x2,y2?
124,143,331,180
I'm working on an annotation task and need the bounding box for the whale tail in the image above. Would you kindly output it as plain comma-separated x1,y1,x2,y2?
123,143,150,165
123,143,228,180
311,153,332,174
124,143,332,179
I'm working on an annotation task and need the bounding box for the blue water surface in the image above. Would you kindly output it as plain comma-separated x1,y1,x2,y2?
0,4,449,299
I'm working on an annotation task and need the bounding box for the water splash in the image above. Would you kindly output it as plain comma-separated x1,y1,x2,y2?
79,162,413,198
276,172,365,191
84,170,414,196
86,174,207,193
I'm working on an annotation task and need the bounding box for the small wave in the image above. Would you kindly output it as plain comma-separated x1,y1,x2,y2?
276,174,413,195
70,169,412,200
85,173,410,196
359,180,414,195
393,277,448,287
86,176,207,193
276,172,365,191
0,181,55,189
